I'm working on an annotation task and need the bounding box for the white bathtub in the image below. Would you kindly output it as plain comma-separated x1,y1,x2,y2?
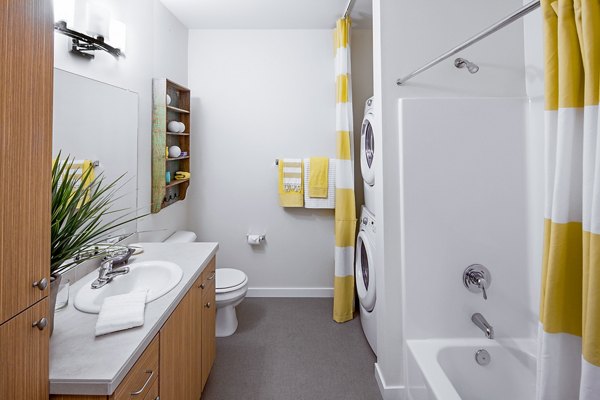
407,339,536,400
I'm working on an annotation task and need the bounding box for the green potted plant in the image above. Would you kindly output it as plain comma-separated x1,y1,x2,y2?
50,154,142,334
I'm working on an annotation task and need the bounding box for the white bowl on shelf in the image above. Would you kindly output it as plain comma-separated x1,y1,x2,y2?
169,146,182,158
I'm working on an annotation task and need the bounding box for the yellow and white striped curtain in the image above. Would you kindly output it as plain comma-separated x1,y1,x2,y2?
333,17,357,323
538,0,600,398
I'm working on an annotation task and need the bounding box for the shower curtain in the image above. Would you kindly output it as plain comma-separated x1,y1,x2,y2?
538,0,600,399
333,17,357,323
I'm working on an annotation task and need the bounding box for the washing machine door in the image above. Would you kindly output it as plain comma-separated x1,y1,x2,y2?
360,114,375,186
355,231,376,312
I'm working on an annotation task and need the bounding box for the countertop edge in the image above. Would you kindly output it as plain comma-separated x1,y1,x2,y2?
49,243,219,396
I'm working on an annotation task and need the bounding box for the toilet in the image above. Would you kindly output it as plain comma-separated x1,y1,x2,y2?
164,231,248,337
215,268,248,337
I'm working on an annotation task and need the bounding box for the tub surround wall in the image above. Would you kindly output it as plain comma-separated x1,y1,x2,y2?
53,0,189,242
522,0,545,331
399,97,531,340
186,29,373,295
372,0,527,396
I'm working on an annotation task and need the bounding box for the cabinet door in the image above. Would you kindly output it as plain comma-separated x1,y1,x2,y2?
0,299,49,399
0,0,54,324
0,0,53,324
110,336,159,400
159,286,199,400
191,275,203,397
201,273,216,391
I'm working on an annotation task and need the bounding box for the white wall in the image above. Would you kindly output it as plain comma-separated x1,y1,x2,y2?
186,29,372,294
53,0,190,242
372,0,527,395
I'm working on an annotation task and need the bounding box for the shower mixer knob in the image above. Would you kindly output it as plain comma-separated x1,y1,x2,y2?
463,264,491,300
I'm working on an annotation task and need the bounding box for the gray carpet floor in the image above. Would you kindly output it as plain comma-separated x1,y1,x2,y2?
201,298,382,400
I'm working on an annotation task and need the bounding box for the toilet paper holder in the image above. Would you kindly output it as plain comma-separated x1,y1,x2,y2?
246,234,266,245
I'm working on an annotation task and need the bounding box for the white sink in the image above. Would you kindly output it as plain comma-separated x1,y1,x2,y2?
74,261,183,314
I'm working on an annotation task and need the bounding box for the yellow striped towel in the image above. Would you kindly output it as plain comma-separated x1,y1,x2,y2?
309,157,329,198
278,158,304,207
53,159,96,206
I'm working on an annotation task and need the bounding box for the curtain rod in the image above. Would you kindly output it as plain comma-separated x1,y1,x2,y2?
343,0,356,18
396,0,540,86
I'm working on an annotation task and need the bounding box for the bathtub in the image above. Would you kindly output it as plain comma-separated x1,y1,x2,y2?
407,339,537,400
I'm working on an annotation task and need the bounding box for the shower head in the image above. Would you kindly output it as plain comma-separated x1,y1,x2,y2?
454,57,479,74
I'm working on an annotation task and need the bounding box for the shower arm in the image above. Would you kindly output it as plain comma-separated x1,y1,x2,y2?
396,0,540,86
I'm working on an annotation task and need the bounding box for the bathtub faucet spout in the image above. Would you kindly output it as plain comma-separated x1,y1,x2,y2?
472,313,494,339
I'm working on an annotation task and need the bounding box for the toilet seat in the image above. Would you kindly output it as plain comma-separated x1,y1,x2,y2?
216,268,248,294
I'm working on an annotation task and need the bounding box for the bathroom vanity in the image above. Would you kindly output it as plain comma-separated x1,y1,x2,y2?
49,243,218,400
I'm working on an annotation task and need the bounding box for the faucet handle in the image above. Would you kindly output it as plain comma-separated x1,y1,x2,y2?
477,278,488,300
463,264,491,300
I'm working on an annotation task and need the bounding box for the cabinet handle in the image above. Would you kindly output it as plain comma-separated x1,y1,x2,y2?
32,278,48,291
207,272,215,281
131,370,154,396
204,302,211,308
32,317,48,330
199,282,206,289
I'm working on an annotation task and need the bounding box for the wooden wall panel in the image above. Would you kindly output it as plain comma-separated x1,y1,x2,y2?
0,0,53,324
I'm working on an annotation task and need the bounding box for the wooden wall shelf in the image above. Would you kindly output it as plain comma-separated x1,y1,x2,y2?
151,79,191,213
166,105,190,114
165,178,190,189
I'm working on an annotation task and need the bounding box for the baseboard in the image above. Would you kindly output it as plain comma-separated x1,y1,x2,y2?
375,363,406,400
246,287,334,298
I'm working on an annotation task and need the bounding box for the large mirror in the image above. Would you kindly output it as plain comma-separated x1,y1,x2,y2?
52,68,139,237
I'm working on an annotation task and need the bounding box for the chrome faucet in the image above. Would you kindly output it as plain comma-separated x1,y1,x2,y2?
472,313,494,339
91,247,135,289
463,264,491,300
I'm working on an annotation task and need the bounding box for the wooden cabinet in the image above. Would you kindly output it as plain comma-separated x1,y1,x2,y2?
0,299,49,399
200,263,216,391
159,257,216,400
151,79,192,213
110,336,159,400
0,0,53,326
50,258,217,400
0,0,53,398
159,277,199,400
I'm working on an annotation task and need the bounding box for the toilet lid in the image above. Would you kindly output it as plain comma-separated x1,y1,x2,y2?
216,268,247,292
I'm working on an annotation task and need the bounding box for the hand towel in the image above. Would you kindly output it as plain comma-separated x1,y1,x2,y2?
278,158,304,207
304,159,336,209
175,171,191,180
309,157,329,198
95,290,148,336
53,159,96,205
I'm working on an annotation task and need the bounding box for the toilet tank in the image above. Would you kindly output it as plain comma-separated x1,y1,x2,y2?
163,231,197,243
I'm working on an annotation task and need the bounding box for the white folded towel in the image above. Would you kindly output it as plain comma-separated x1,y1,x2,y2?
95,290,148,336
304,158,336,209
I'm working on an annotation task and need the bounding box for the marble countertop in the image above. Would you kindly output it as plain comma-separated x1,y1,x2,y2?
49,242,218,395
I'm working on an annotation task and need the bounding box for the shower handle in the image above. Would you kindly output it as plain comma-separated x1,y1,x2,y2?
463,264,491,300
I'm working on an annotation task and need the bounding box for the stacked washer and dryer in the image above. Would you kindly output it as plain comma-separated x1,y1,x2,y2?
356,97,377,355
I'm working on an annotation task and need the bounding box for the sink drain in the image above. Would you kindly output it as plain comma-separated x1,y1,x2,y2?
475,349,491,366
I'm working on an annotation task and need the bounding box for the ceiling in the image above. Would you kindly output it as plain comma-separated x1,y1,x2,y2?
159,0,373,29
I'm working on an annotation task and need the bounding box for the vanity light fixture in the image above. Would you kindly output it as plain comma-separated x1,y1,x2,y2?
54,20,124,59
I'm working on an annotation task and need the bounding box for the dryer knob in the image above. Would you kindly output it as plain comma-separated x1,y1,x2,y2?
362,217,368,225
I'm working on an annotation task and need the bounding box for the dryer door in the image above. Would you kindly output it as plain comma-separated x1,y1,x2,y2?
360,114,375,186
355,231,376,312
